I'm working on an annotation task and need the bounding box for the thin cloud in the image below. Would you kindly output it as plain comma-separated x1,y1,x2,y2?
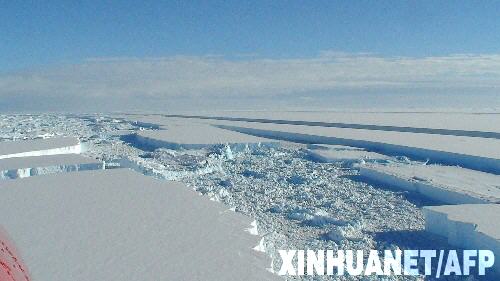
1,52,499,102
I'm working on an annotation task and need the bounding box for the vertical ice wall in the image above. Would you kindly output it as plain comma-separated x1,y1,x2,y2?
0,137,82,160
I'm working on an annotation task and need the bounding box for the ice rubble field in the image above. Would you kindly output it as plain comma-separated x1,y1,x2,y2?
0,113,498,280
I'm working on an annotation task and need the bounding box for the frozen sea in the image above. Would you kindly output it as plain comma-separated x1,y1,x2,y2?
0,113,491,281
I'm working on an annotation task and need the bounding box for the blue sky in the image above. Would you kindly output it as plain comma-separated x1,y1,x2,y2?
1,1,499,112
2,1,500,71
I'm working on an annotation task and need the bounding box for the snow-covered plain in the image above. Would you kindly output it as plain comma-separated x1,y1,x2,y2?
0,113,498,280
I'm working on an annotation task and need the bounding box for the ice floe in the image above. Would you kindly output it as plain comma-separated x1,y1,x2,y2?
304,144,391,166
423,204,500,275
360,163,500,204
0,154,103,179
0,169,277,280
0,137,82,159
129,123,279,151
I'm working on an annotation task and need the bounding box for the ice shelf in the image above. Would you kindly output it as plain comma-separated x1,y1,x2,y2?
423,204,500,276
0,169,277,280
208,121,500,174
131,123,279,150
118,114,198,129
164,111,500,137
0,154,103,179
0,137,81,159
359,163,500,204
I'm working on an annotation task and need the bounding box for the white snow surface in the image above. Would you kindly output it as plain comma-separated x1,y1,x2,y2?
360,163,500,204
134,122,278,150
0,169,277,281
192,111,500,134
0,137,81,159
